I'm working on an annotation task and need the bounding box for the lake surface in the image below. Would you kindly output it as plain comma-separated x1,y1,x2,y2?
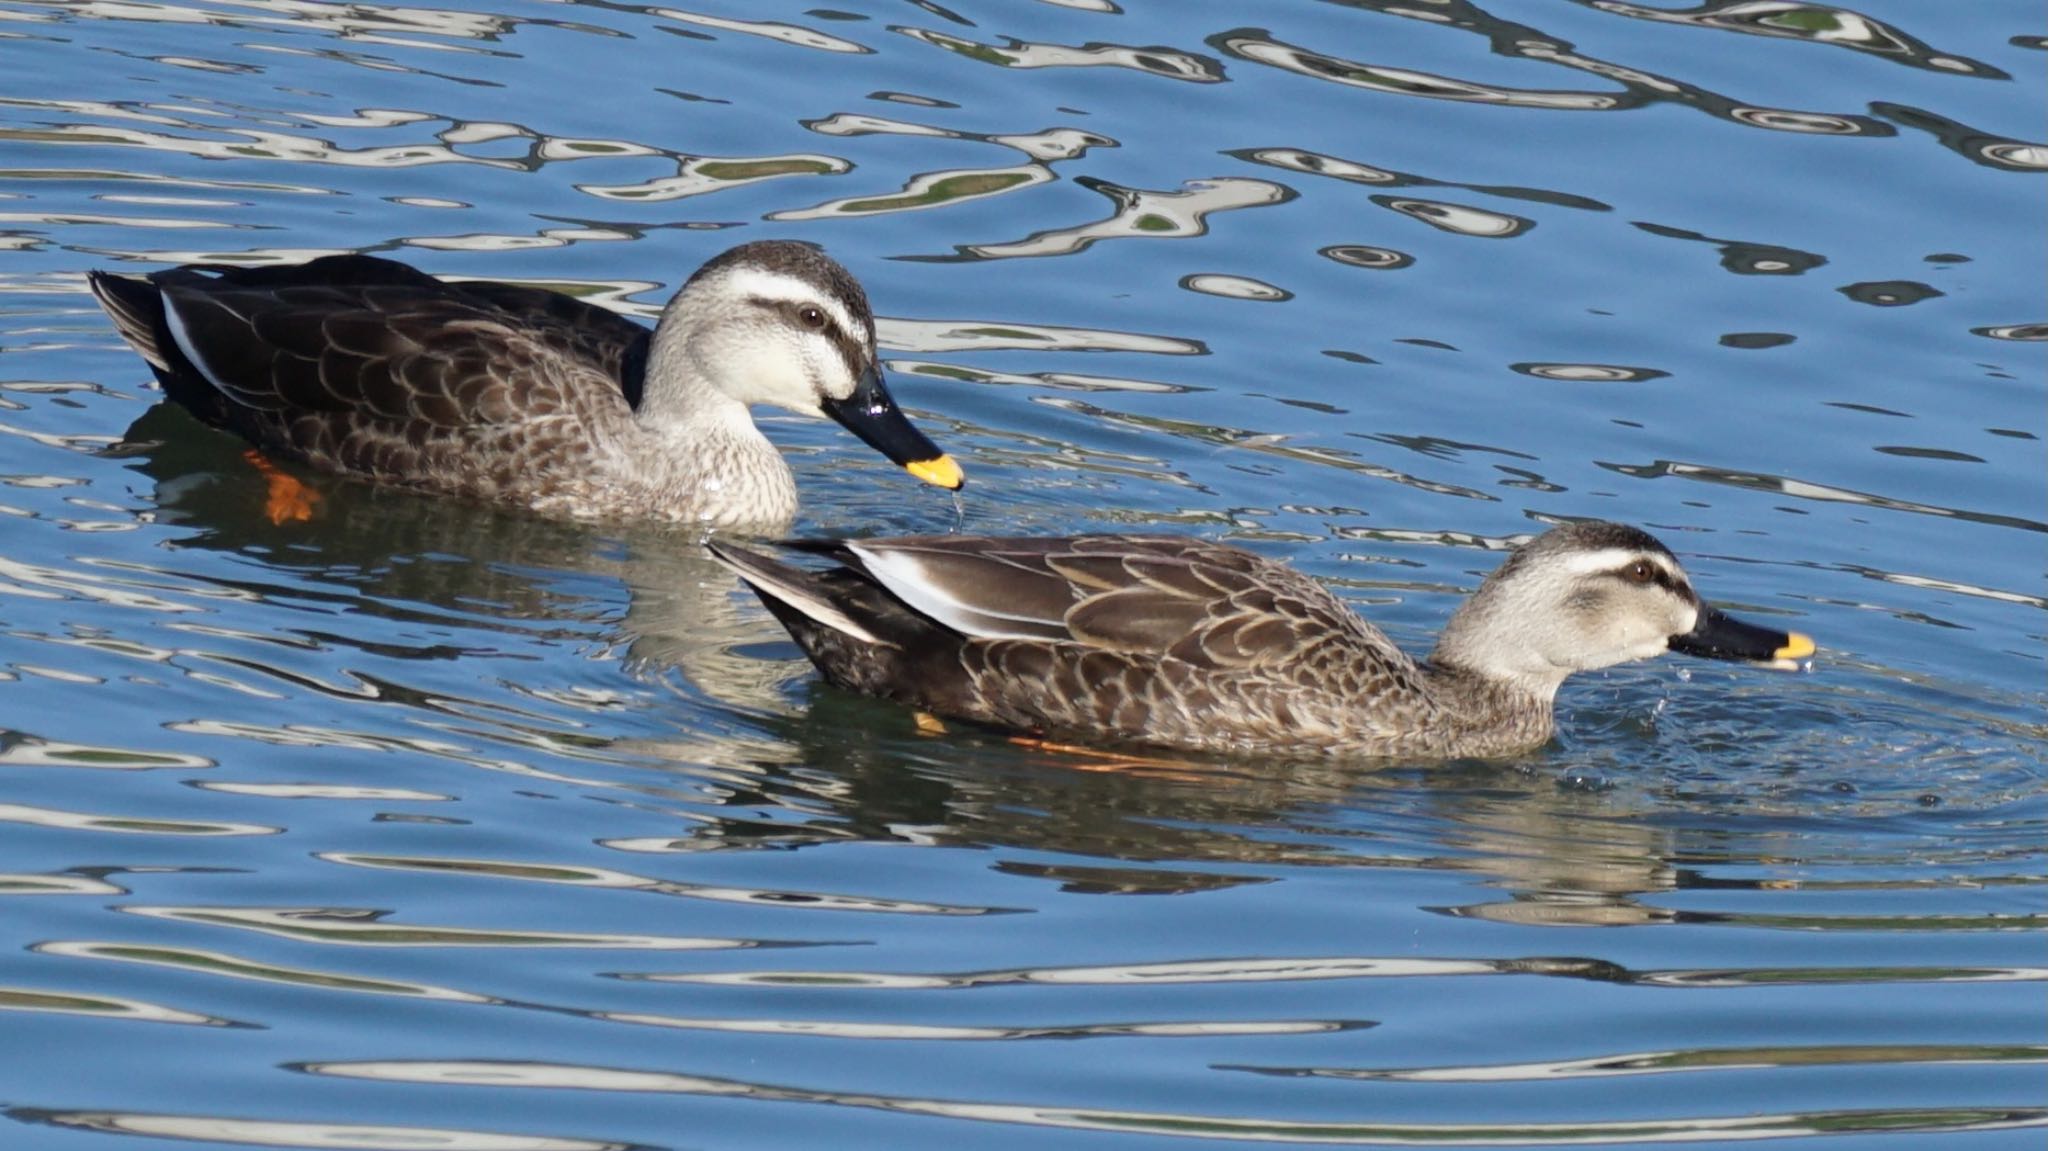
0,1,2041,1148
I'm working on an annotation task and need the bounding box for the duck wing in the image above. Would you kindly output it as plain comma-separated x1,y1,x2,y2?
803,534,1394,672
721,534,1437,754
443,279,651,408
91,254,649,434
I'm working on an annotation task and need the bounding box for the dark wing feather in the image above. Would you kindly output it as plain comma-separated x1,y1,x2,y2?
449,280,651,408
725,534,1456,756
842,534,1382,669
97,256,648,433
160,282,590,430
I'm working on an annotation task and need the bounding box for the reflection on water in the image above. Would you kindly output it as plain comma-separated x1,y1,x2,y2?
12,1109,633,1151
1601,456,2048,534
921,175,1296,260
290,1057,2043,1146
1,0,2042,1147
1214,20,1891,135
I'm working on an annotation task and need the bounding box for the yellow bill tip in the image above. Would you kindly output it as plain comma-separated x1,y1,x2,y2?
1775,632,1816,661
906,454,964,490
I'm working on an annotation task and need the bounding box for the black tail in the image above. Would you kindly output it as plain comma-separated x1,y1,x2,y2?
706,540,969,707
87,270,173,375
707,541,896,647
86,269,239,423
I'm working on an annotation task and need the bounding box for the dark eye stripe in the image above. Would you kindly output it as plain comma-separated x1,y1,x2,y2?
746,296,873,388
1611,562,1680,591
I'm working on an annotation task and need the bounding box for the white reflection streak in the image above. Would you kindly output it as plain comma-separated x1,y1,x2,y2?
0,873,126,895
22,121,525,171
323,852,1005,915
1227,1042,2048,1083
1183,274,1290,301
1380,198,1531,237
576,153,850,202
30,1110,617,1151
0,987,228,1027
651,956,1501,989
123,906,757,950
898,28,1218,81
1225,38,1618,109
308,1059,2047,1144
769,165,1053,221
0,803,275,835
0,210,232,229
963,177,1288,258
65,0,513,42
0,734,208,768
0,419,123,455
166,718,616,788
879,318,1202,355
653,8,868,53
1880,572,2045,609
598,1012,1342,1041
192,782,450,799
39,941,491,1002
888,359,1191,394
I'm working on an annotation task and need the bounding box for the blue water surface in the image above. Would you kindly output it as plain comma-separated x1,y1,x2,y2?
0,1,2041,1149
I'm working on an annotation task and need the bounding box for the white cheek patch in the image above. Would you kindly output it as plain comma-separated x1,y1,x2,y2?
721,338,824,414
707,266,868,410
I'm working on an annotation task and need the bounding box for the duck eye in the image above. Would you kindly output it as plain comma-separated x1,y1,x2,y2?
798,305,826,329
1625,560,1655,584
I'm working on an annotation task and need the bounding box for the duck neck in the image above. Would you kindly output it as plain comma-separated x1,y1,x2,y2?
1429,576,1579,698
1416,587,1574,756
1415,660,1559,757
638,310,733,424
632,319,797,528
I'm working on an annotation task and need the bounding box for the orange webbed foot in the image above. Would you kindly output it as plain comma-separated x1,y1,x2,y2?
242,449,320,524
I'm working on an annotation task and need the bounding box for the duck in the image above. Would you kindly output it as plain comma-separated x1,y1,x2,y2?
87,240,963,529
706,521,1815,759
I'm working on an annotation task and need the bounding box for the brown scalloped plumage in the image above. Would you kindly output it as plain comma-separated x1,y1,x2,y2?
87,242,956,528
710,523,1812,760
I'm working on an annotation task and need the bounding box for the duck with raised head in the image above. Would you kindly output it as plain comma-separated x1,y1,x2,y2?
708,521,1815,759
87,240,963,528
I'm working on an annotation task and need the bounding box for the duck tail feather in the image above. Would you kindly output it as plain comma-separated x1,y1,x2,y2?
706,541,894,648
86,270,175,374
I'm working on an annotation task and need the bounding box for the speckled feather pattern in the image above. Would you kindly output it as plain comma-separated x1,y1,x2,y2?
721,534,1560,759
85,246,880,528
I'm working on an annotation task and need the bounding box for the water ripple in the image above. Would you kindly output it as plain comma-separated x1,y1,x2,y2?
1213,20,1893,137
0,984,237,1027
655,7,870,54
1225,1041,2048,1082
1590,0,2010,79
323,852,1021,915
624,954,2047,991
920,176,1294,260
37,941,494,1002
2,3,2038,1147
0,801,273,836
9,1109,636,1151
301,1058,2048,1145
122,906,781,950
895,26,1224,82
1599,458,2048,534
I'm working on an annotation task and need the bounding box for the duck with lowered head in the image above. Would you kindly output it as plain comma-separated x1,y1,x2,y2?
709,521,1815,759
88,240,962,529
